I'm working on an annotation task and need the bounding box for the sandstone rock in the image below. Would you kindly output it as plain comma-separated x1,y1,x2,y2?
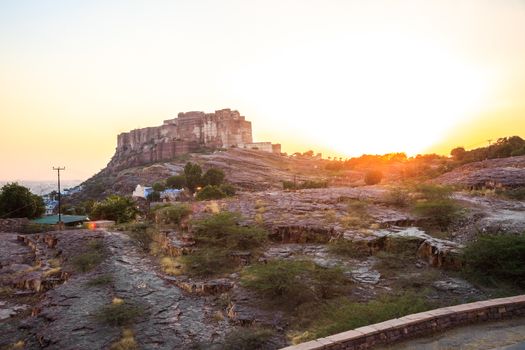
435,155,525,189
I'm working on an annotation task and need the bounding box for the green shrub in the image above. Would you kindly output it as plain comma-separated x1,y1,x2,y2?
125,223,155,252
496,187,525,200
202,168,226,186
328,239,369,258
184,162,203,193
71,251,104,272
241,260,349,306
91,195,138,224
182,212,267,277
0,182,45,219
166,175,186,189
192,212,267,251
282,180,328,190
222,327,275,350
383,187,411,207
154,204,192,226
282,180,296,190
195,185,226,201
414,184,453,200
413,199,462,230
152,182,166,192
462,234,525,287
71,240,105,272
95,302,144,326
300,293,431,339
146,191,161,202
364,170,383,185
219,183,236,196
181,248,236,277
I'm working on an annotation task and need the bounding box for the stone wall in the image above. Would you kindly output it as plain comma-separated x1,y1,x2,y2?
280,295,525,350
0,218,30,232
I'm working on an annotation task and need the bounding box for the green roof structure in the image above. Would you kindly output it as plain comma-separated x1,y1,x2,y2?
32,215,89,225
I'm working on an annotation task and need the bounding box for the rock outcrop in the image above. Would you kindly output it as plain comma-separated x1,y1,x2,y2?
435,156,525,189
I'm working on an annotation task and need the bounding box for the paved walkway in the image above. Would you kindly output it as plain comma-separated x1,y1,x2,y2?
378,317,525,350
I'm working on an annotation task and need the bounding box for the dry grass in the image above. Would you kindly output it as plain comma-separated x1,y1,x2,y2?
110,328,138,350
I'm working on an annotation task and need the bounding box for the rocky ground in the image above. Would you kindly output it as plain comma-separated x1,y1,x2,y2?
3,152,525,349
0,230,237,350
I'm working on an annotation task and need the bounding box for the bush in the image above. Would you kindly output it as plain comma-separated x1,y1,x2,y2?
152,182,166,192
222,327,275,350
383,187,411,207
328,239,369,258
181,248,237,277
95,302,144,326
282,180,328,190
241,260,349,305
71,239,105,272
154,204,192,226
202,168,225,186
364,170,383,185
219,183,236,196
166,175,186,189
0,182,45,219
413,199,462,230
182,212,267,277
125,223,155,252
184,162,203,193
192,212,267,251
462,234,525,287
415,184,453,200
496,187,525,200
195,185,226,201
299,293,431,340
146,191,161,202
91,195,138,224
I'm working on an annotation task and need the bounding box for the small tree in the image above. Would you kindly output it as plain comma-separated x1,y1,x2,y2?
91,195,138,223
152,182,166,192
195,185,225,201
184,162,203,192
450,147,466,161
166,175,186,189
202,168,225,186
147,191,161,202
364,170,383,185
0,182,45,219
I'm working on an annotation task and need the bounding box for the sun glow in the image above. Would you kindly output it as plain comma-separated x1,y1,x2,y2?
230,33,493,157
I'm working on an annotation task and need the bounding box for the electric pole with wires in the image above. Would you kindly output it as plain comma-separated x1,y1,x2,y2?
53,167,65,229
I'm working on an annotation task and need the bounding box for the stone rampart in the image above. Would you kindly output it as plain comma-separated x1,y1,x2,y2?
281,295,525,350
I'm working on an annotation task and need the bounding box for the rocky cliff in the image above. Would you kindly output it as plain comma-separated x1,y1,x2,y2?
108,109,253,171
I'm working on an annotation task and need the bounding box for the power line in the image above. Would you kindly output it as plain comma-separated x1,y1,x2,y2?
53,167,65,229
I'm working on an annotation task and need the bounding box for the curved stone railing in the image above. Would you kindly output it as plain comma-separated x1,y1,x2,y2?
281,295,525,350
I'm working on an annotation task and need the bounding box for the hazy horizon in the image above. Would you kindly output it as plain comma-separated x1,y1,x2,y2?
2,0,525,181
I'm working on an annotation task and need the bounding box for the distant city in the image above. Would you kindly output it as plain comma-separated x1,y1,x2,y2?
0,180,82,196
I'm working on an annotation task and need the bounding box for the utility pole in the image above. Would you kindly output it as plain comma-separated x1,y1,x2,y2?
53,167,65,229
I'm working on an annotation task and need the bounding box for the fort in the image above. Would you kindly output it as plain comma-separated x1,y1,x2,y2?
107,108,281,170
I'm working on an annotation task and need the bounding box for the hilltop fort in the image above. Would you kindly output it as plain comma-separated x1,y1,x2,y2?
107,108,281,170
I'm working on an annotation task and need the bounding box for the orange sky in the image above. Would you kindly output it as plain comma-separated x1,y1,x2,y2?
1,0,524,181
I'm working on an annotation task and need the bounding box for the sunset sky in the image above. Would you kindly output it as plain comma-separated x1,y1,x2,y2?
1,0,524,181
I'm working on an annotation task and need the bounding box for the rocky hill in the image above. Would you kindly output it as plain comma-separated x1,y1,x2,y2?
72,149,358,202
435,155,525,189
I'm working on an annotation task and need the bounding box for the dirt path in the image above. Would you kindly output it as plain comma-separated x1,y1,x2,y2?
104,230,230,349
1,230,230,350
